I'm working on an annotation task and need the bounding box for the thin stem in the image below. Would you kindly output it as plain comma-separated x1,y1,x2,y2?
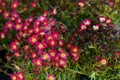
0,69,10,76
66,68,88,76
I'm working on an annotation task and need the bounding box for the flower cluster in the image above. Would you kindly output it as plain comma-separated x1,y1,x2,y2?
10,71,24,80
0,0,81,78
0,0,119,80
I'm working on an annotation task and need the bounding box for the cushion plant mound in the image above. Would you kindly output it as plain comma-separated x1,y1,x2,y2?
0,0,120,80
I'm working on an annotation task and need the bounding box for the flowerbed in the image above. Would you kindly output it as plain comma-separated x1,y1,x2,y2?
0,0,120,80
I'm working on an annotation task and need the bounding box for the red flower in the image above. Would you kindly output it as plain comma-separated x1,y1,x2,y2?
58,58,67,68
13,51,20,58
11,0,19,9
106,18,112,24
49,19,57,26
43,10,49,16
33,26,40,34
32,58,42,67
0,32,5,39
28,35,38,45
73,56,80,62
38,30,46,36
79,23,87,31
45,33,55,42
51,30,60,39
37,15,46,22
9,42,18,51
11,10,19,19
31,1,37,8
16,17,22,23
27,28,34,35
14,23,23,30
3,11,10,19
98,16,106,23
78,0,85,8
30,52,37,58
48,39,57,48
47,74,56,80
59,51,68,60
50,8,57,15
5,21,14,30
100,58,108,66
108,0,114,6
58,39,64,47
23,45,30,51
93,24,100,31
1,1,6,7
71,46,78,53
16,71,24,80
53,61,59,68
83,19,91,26
42,51,50,60
34,20,40,26
49,49,57,58
35,42,46,50
66,43,72,49
10,73,17,80
0,8,3,14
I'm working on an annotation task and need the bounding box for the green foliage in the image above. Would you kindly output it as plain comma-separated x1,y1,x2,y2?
0,0,120,80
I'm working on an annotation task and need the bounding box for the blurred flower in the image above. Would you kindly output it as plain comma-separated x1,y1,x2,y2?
14,23,23,30
98,16,106,23
1,1,6,7
83,19,91,26
50,8,57,15
37,15,46,22
47,74,56,80
9,42,18,51
27,28,33,35
3,11,10,19
16,17,22,23
78,0,85,7
30,52,37,58
66,43,72,49
33,26,40,33
79,23,87,31
48,39,57,48
32,58,42,66
106,18,112,24
17,71,24,80
31,1,37,8
59,58,67,68
42,51,50,60
58,39,64,47
71,46,78,53
35,42,46,50
10,73,17,80
59,51,68,60
0,8,3,14
93,24,100,31
23,45,30,51
52,30,59,39
0,32,5,39
71,53,80,62
13,51,20,58
11,0,19,9
43,10,49,16
5,21,14,30
108,0,114,6
49,49,57,58
11,10,19,19
100,58,108,66
44,24,52,31
28,35,38,45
